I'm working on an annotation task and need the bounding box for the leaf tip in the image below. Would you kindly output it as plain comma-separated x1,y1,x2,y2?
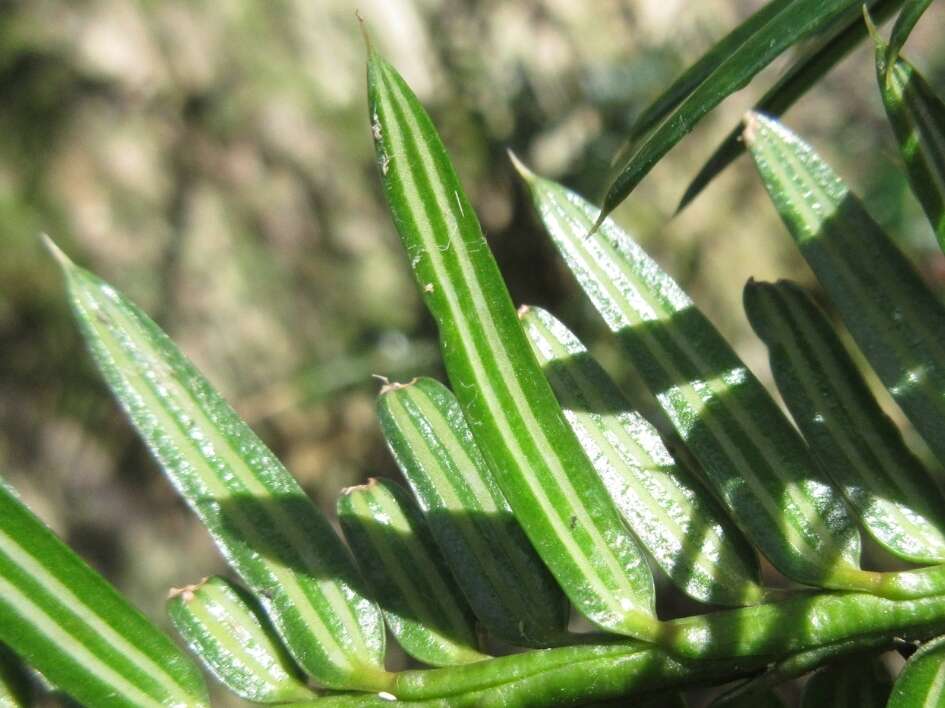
507,149,536,184
41,233,73,270
516,303,531,320
168,577,209,602
374,374,417,396
741,111,763,148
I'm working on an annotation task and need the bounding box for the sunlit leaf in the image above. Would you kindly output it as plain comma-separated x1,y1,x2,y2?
746,279,945,563
168,576,315,703
520,305,762,606
515,157,867,591
0,477,208,707
338,478,488,666
377,378,569,647
49,238,390,691
888,634,945,708
368,43,657,638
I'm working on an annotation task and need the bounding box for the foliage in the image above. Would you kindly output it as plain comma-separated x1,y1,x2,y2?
2,1,945,706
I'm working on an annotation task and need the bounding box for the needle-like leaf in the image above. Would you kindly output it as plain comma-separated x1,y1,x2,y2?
0,477,209,707
886,0,935,68
887,633,945,708
368,43,657,638
338,478,488,666
515,158,866,591
597,0,870,229
677,0,904,212
519,305,762,606
377,378,568,647
48,237,390,691
744,113,945,472
168,576,315,703
872,18,945,251
745,279,945,563
0,645,28,708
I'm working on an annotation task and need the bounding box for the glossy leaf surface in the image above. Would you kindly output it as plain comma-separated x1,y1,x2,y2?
338,478,487,666
746,279,945,563
0,478,208,707
520,305,762,606
517,161,864,590
887,0,935,67
598,0,868,227
874,25,945,251
368,45,657,638
51,240,389,691
678,0,904,212
377,378,568,646
168,576,315,703
888,633,945,708
744,113,945,471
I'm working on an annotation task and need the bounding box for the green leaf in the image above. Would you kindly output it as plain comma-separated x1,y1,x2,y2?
873,21,945,251
745,279,945,563
367,44,657,638
167,576,315,703
597,0,869,229
678,0,904,212
886,0,935,67
0,477,208,707
377,378,569,646
48,238,390,691
516,159,865,591
338,478,488,666
744,113,945,478
620,0,792,149
888,634,945,708
519,305,763,606
800,656,892,707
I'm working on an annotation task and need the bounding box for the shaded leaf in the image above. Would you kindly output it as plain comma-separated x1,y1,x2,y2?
515,158,865,591
745,279,945,563
598,0,870,228
800,655,892,707
873,21,945,251
0,477,208,707
678,0,904,212
377,378,569,647
338,478,488,666
887,0,935,67
368,44,657,638
168,576,315,703
49,238,390,691
520,305,762,606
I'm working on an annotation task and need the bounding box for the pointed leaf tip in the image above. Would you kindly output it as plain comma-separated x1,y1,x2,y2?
41,233,73,269
507,150,536,183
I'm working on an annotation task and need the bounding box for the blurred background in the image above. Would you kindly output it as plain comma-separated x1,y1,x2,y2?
1,0,944,704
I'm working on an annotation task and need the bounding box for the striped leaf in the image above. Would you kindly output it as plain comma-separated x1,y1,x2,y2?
167,576,315,703
678,0,904,212
514,158,866,590
338,478,488,666
519,305,763,606
619,0,792,150
0,477,208,707
873,21,945,251
745,279,945,563
886,0,935,68
368,45,657,638
49,238,390,691
888,634,945,708
597,0,871,229
377,378,569,646
800,656,892,708
744,113,945,472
